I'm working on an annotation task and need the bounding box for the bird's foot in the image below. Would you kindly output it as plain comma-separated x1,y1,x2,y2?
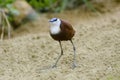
52,64,57,68
72,63,77,69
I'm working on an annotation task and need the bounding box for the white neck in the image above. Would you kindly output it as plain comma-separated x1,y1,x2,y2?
49,19,61,35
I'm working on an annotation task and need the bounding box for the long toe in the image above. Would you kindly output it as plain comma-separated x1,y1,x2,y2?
72,63,77,69
52,64,57,68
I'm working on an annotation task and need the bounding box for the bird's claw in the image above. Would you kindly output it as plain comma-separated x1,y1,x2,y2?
72,63,77,69
52,65,57,68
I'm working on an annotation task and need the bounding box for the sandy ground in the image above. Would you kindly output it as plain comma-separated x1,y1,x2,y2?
0,2,120,80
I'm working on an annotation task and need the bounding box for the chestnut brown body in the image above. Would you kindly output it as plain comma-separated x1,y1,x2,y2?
49,18,76,69
50,20,75,41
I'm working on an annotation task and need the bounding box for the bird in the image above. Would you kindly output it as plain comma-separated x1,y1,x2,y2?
49,18,76,69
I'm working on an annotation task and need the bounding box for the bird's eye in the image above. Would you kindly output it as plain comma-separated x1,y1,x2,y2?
53,18,57,21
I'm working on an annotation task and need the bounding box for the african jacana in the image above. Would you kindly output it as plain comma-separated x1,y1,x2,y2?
49,18,76,68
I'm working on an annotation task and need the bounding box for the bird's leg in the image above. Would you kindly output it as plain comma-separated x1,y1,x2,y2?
70,40,77,69
52,41,63,68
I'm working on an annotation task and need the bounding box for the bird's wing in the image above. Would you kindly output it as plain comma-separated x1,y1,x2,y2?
60,20,74,31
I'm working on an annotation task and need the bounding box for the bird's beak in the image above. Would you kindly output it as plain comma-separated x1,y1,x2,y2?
49,20,52,22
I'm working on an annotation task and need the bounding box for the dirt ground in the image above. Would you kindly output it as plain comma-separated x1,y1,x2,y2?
0,1,120,80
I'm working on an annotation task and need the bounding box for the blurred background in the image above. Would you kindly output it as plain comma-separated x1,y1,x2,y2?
0,0,120,38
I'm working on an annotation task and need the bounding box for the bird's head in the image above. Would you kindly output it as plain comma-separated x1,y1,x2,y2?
49,18,61,34
49,18,61,26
